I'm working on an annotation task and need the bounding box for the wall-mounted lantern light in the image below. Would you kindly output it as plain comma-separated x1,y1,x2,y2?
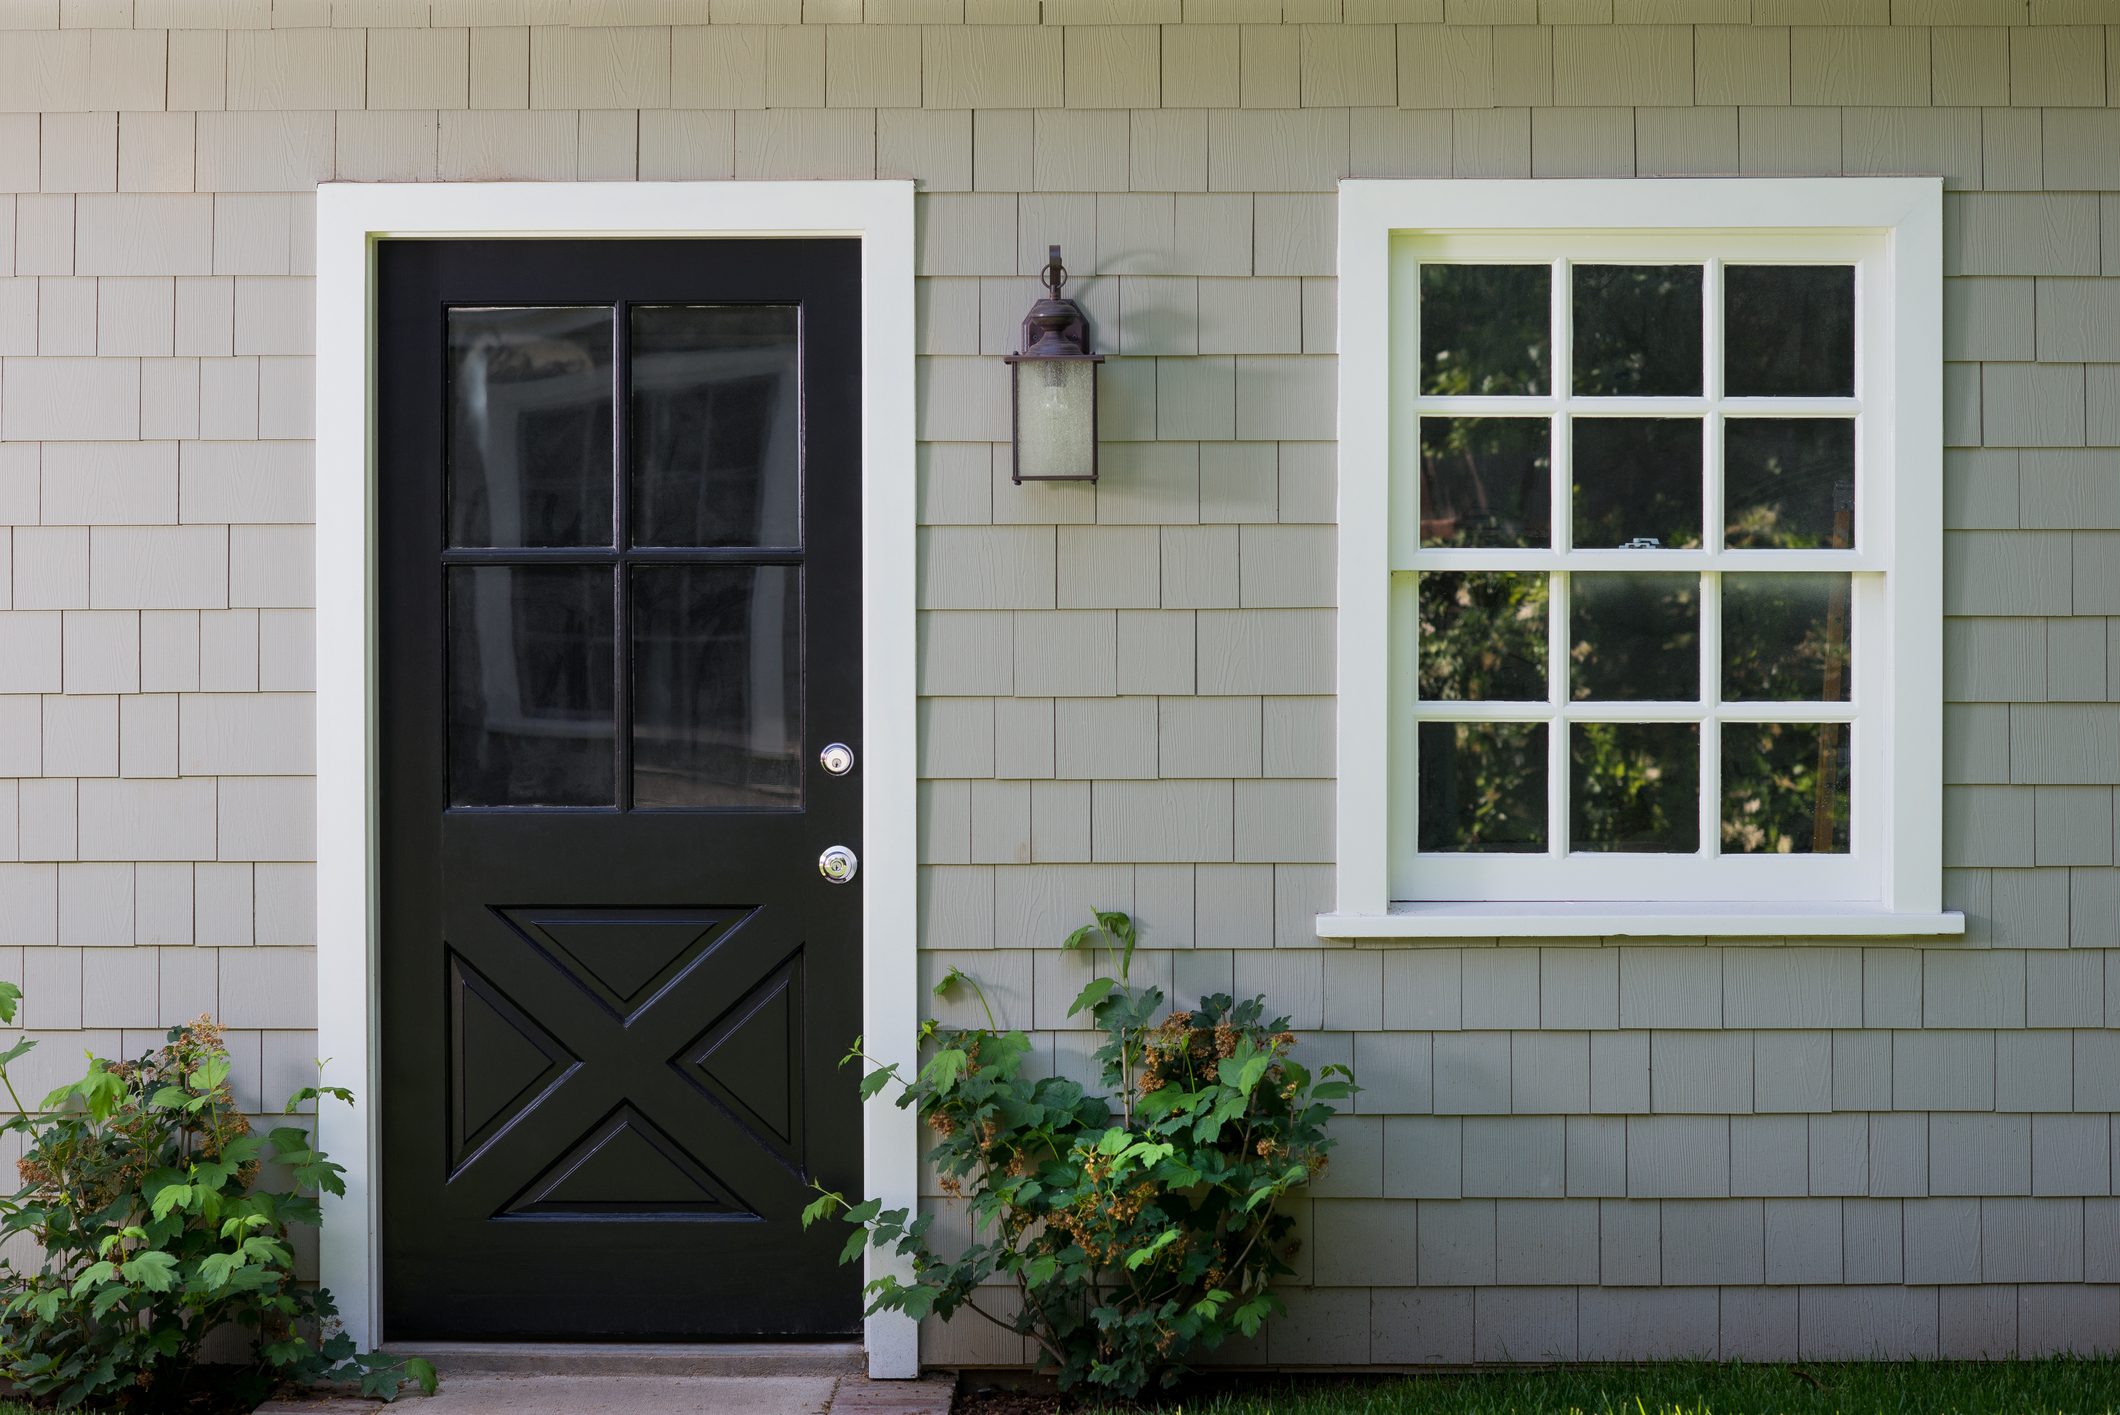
1004,246,1103,485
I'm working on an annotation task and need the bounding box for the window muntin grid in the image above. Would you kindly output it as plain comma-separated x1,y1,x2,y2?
1391,231,1887,904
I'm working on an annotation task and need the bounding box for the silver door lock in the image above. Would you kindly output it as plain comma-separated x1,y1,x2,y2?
820,742,855,776
819,845,859,883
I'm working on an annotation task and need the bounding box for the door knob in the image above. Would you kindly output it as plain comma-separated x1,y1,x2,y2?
819,845,859,884
820,742,855,776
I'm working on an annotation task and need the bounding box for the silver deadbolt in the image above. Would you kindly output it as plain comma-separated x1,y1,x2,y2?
819,845,859,884
820,742,856,776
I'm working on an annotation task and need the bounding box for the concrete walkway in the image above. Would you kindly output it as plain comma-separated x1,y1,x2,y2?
262,1374,842,1413
256,1366,956,1414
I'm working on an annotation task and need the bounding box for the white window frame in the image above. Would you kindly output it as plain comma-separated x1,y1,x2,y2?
1321,178,1961,941
313,181,921,1374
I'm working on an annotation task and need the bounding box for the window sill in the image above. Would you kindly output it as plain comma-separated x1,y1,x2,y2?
1315,901,1966,941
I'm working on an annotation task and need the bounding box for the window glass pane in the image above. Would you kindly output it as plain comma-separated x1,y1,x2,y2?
1570,722,1700,854
1418,572,1548,702
1722,721,1851,855
1419,264,1551,397
447,565,615,807
1419,417,1552,549
630,305,801,548
1417,721,1548,853
1573,417,1703,550
1725,265,1856,398
1570,573,1701,702
1572,264,1704,397
448,307,614,549
632,565,802,809
1722,572,1853,702
1724,419,1855,550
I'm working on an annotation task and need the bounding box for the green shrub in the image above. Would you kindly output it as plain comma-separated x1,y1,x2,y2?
807,912,1355,1400
0,982,436,1411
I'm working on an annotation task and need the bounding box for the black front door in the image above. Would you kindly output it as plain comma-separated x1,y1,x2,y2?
376,239,862,1339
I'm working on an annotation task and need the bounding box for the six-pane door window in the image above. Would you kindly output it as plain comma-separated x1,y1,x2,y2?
1399,237,1883,901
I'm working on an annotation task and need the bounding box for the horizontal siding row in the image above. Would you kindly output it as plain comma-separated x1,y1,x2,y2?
933,1280,2120,1365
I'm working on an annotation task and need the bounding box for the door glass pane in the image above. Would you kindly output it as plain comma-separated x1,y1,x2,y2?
632,565,803,809
1418,571,1548,702
447,566,615,807
1725,265,1856,397
1417,722,1547,853
1724,419,1856,550
1572,264,1704,397
1419,264,1551,397
1573,417,1703,550
1570,572,1701,701
1571,722,1699,853
448,307,614,549
1722,572,1853,702
1722,721,1851,855
630,305,802,548
1420,417,1552,548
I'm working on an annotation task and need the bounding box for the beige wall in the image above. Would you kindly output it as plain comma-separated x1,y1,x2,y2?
3,0,2120,1365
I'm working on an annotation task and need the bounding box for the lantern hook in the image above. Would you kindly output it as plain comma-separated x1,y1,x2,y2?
1041,245,1068,299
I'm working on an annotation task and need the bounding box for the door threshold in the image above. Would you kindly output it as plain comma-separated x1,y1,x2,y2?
383,1341,865,1378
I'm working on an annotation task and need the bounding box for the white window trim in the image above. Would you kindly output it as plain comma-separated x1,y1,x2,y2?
1320,178,1960,942
314,181,920,1374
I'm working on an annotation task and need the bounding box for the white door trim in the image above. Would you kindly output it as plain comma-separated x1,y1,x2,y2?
313,181,919,1377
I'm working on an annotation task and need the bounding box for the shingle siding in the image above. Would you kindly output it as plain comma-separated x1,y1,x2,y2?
1,0,2116,1365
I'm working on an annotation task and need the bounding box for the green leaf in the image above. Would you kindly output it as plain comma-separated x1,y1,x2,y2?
69,1261,117,1298
1066,976,1115,1019
1236,1050,1274,1098
844,1198,882,1226
1095,1126,1131,1157
0,979,21,1025
919,1048,969,1094
1123,1228,1180,1271
197,1251,245,1290
932,967,965,999
405,1356,441,1396
800,1190,842,1230
150,1184,194,1221
857,1066,898,1102
839,1228,870,1265
121,1250,178,1292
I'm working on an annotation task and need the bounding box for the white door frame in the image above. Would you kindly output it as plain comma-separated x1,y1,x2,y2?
313,181,919,1377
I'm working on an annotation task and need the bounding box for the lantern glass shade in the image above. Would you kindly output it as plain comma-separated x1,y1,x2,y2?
1011,356,1098,483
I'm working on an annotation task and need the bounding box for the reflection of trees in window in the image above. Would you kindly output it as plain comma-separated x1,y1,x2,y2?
1725,419,1855,550
1725,265,1856,398
1570,573,1700,702
1571,723,1698,853
1417,573,1547,702
1417,722,1547,853
1419,265,1550,397
1723,722,1850,854
1419,418,1551,548
1572,265,1703,396
1571,418,1703,549
1723,574,1851,703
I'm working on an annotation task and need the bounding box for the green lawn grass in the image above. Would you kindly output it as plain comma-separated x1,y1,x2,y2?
1084,1360,2120,1414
